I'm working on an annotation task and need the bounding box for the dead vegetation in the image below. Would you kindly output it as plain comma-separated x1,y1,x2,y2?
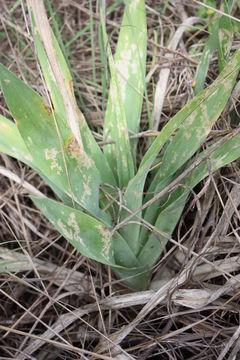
1,0,240,359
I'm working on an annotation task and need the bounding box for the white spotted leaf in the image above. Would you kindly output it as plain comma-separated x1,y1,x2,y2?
140,131,240,267
0,64,110,223
102,0,146,186
32,196,141,270
139,49,240,248
31,11,116,187
0,114,72,205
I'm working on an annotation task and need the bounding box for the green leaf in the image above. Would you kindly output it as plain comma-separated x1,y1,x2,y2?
0,114,33,165
113,266,150,291
141,49,240,173
113,0,147,152
140,131,240,267
31,13,116,187
102,4,137,187
0,65,109,223
185,133,240,193
140,48,240,247
32,196,116,266
194,0,234,93
218,0,234,72
32,196,140,271
0,115,74,205
138,194,188,268
119,157,153,256
151,49,240,191
194,19,219,94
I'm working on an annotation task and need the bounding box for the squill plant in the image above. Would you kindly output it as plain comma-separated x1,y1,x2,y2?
1,0,240,290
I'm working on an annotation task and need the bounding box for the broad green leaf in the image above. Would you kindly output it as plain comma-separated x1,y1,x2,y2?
30,0,85,157
150,48,240,192
32,196,140,270
112,0,147,155
194,20,219,94
0,114,33,165
31,14,72,122
102,5,135,187
112,231,141,270
31,13,116,187
113,266,150,291
138,194,188,268
0,115,74,205
32,196,116,266
184,133,240,194
0,65,109,223
142,47,240,173
139,131,240,267
194,0,234,93
39,173,75,207
139,172,177,248
218,0,234,72
119,157,153,256
140,49,235,170
140,48,240,247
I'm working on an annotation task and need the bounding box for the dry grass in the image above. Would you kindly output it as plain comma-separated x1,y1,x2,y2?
0,0,240,359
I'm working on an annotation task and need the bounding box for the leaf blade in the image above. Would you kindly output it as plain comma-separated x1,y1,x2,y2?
102,4,139,187
140,48,240,248
0,114,33,165
32,196,140,271
120,157,153,256
139,131,240,268
31,10,116,187
0,65,109,222
32,196,116,266
218,0,234,72
194,20,219,94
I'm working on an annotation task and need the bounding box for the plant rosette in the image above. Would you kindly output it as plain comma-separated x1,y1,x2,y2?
1,0,240,290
